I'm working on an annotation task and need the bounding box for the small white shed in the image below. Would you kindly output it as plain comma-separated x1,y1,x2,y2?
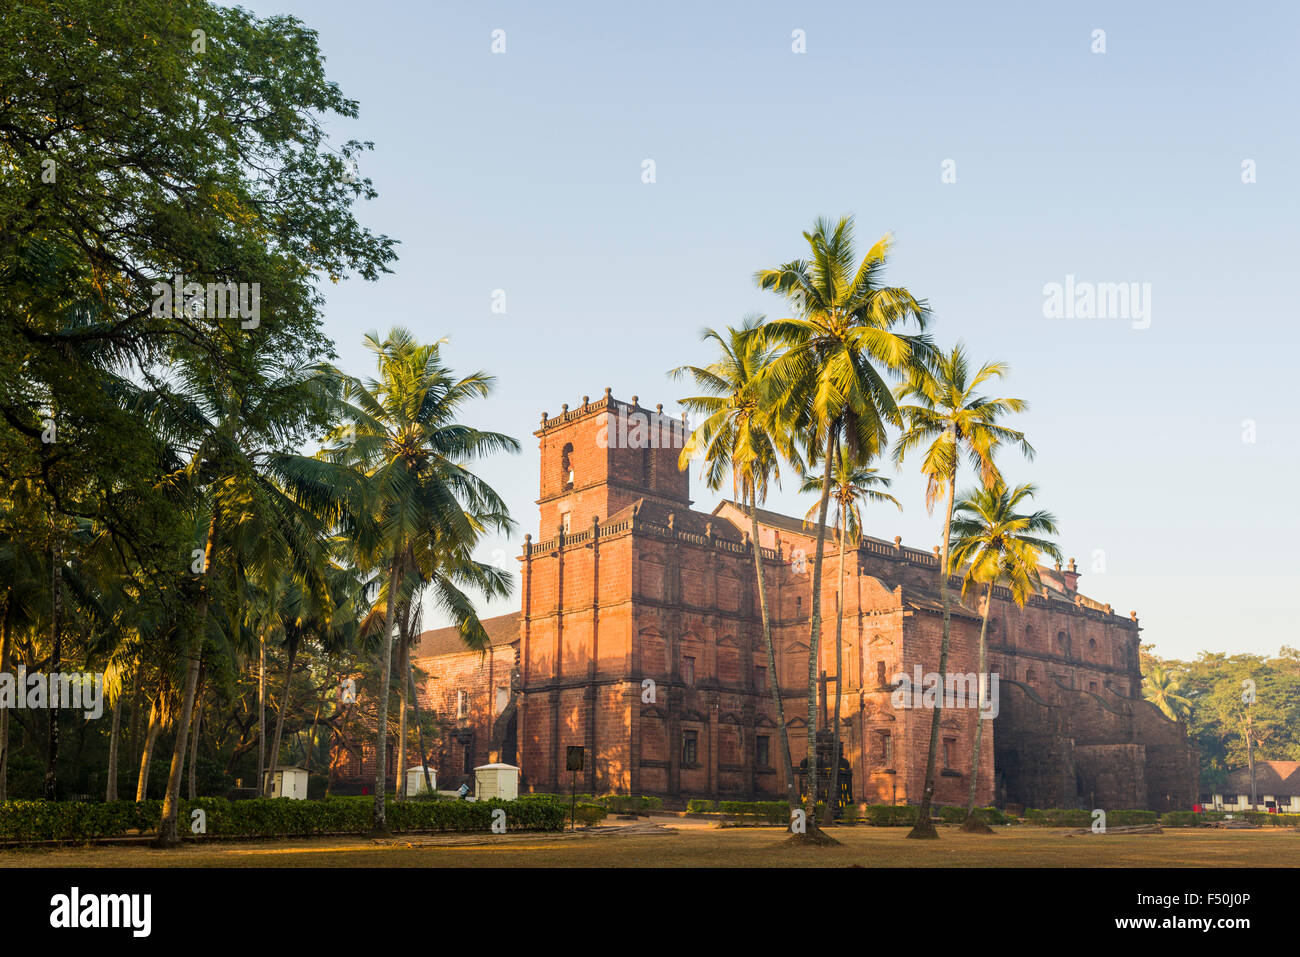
405,766,437,796
474,763,520,801
266,766,309,800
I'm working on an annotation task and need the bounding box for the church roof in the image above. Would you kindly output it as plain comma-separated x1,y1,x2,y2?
413,611,520,659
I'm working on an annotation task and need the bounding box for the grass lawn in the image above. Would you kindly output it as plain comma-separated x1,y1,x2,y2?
2,818,1296,867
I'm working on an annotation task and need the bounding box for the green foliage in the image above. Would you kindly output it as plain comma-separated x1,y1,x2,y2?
686,799,717,813
1141,647,1300,790
0,796,567,843
862,804,920,826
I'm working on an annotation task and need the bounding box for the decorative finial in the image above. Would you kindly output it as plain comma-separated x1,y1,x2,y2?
1130,609,1137,621
1055,560,1062,572
894,536,902,549
561,403,568,414
631,394,639,406
1068,557,1077,573
656,403,663,414
582,395,589,406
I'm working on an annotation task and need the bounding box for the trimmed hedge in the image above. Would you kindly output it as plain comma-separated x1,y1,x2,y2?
519,793,660,815
1022,808,1157,827
0,796,568,843
1161,810,1300,827
863,804,919,826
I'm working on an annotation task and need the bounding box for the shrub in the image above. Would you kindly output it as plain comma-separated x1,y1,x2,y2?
686,799,717,814
0,795,568,843
862,804,919,826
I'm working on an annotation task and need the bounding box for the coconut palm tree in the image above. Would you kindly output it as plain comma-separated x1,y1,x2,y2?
756,215,931,836
672,316,802,817
893,343,1033,838
799,440,900,826
321,328,517,833
1143,664,1192,722
135,347,345,845
947,480,1060,830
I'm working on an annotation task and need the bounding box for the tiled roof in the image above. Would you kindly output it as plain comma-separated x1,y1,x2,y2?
412,611,520,659
1221,761,1300,795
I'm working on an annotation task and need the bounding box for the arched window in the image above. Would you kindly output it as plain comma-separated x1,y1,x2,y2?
1087,638,1097,660
1056,630,1070,658
1024,625,1036,650
561,443,575,487
1026,668,1037,685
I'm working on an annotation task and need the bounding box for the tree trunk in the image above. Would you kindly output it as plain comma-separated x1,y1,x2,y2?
258,628,266,796
135,692,161,802
153,514,216,846
372,553,403,833
0,601,12,801
263,635,298,798
961,582,994,832
395,606,410,802
106,675,124,801
749,489,798,818
822,503,847,827
187,664,205,799
44,538,63,801
126,660,144,783
908,474,957,839
802,427,836,835
409,658,434,794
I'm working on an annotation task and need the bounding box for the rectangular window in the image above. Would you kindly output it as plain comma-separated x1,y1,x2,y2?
756,735,770,769
877,731,892,767
456,689,468,719
560,511,571,534
682,730,698,766
755,665,767,691
682,656,695,686
496,687,509,714
463,746,474,774
877,661,887,687
943,737,956,769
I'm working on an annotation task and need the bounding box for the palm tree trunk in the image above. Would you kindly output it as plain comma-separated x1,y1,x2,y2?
187,664,204,799
395,607,410,802
372,552,403,833
749,489,797,817
106,677,123,801
126,661,144,782
822,504,847,827
44,538,63,801
135,691,161,802
803,427,837,834
264,635,298,798
909,475,957,839
258,628,266,795
0,600,12,801
962,582,994,831
409,659,434,794
154,513,216,846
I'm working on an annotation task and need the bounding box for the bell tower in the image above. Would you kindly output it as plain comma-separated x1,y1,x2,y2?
535,388,690,536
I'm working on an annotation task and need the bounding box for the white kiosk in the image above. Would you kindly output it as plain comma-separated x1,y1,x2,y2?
473,763,520,801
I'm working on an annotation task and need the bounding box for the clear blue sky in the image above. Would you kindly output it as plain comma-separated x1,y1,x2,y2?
239,0,1298,660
